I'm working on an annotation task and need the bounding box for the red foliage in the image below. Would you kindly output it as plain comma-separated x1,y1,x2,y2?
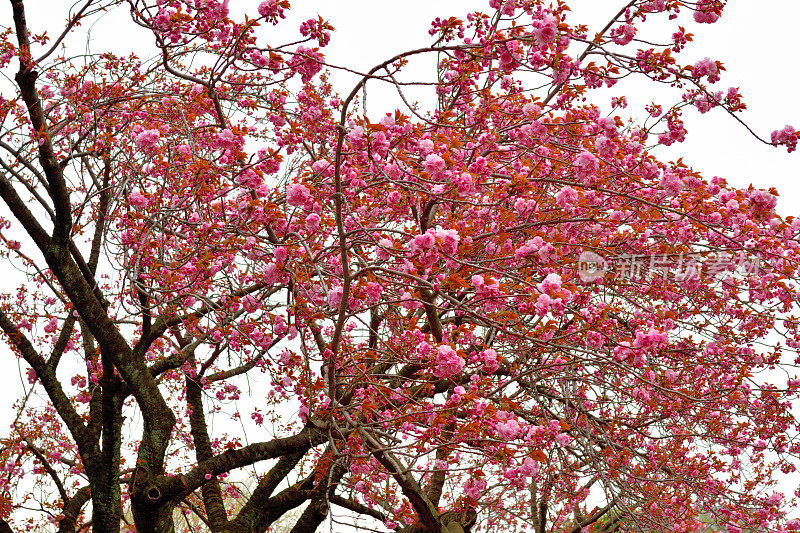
0,0,798,532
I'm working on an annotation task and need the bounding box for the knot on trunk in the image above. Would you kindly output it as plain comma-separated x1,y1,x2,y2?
131,464,166,505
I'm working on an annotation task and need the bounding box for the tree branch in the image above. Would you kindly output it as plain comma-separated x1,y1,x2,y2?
0,308,94,460
329,494,388,523
158,424,327,502
11,0,73,244
228,451,305,530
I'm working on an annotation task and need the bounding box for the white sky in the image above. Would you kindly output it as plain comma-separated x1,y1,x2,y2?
11,0,799,206
284,0,800,210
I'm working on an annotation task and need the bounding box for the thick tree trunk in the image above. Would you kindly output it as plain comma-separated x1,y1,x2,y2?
131,500,176,533
186,371,228,530
91,497,122,533
90,354,124,532
130,461,176,533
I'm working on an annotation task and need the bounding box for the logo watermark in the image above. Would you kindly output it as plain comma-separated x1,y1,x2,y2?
577,250,761,283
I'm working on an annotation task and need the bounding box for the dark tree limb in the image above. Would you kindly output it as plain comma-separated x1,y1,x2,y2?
426,421,455,508
355,426,441,532
48,314,76,371
567,500,617,533
0,308,95,461
186,371,228,530
158,424,327,503
397,509,478,533
10,0,72,244
20,433,69,503
227,451,305,531
57,486,91,533
228,475,316,533
329,494,388,523
287,461,345,533
94,350,124,532
5,0,176,485
287,496,328,533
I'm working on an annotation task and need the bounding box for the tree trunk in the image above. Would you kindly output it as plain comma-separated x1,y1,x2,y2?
131,500,176,533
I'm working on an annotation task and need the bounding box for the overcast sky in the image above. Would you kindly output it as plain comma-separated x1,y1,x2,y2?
304,0,799,212
10,0,797,207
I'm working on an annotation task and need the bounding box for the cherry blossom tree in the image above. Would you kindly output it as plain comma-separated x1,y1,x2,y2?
0,0,798,532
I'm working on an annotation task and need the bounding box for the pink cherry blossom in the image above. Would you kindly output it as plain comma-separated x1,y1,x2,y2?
495,419,521,440
286,183,311,207
771,125,797,152
423,153,446,174
611,23,635,45
462,478,487,500
433,345,464,379
694,0,721,23
555,186,579,208
134,129,160,150
481,348,500,374
693,58,720,83
129,191,149,208
536,273,562,294
573,150,599,178
594,135,617,158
